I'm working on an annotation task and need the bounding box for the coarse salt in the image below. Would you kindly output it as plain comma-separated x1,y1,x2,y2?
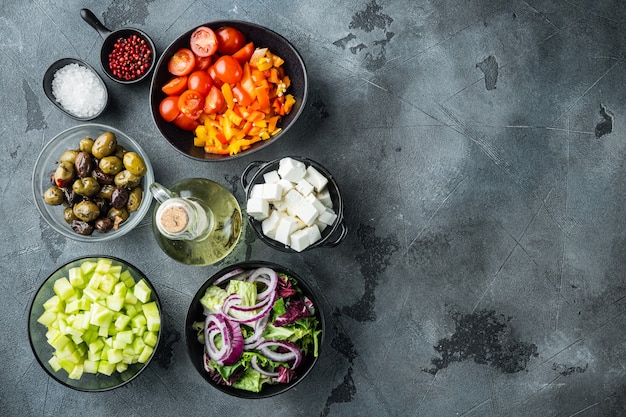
51,63,106,118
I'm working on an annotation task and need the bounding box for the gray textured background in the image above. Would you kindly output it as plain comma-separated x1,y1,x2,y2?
2,0,625,416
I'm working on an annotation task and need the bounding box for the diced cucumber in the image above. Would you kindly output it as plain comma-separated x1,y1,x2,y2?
80,261,97,276
36,258,160,380
53,277,75,300
68,267,87,289
68,363,84,380
107,348,123,364
138,345,154,364
143,331,158,347
95,258,112,274
106,293,125,312
114,314,131,330
133,279,152,304
48,356,62,372
37,310,57,327
142,302,161,332
120,270,135,288
97,360,115,376
83,359,98,374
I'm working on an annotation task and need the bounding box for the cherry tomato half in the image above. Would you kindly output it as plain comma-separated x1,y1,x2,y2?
232,42,255,64
168,48,196,76
159,96,180,122
215,26,247,55
173,112,200,131
161,75,188,96
187,71,213,96
203,85,226,115
213,55,243,84
190,26,218,57
178,89,205,120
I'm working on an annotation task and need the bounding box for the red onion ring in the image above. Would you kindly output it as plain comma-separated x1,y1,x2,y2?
257,340,302,369
250,355,279,377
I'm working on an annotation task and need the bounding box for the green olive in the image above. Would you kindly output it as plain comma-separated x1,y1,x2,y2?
99,155,124,175
107,206,129,223
72,177,100,197
97,184,116,200
79,137,94,153
114,170,141,188
43,187,64,205
91,131,117,159
127,187,143,212
59,150,78,165
54,161,75,187
73,201,100,222
122,152,147,176
63,207,78,224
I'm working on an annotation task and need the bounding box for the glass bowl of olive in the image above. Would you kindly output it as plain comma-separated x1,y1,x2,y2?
32,123,154,242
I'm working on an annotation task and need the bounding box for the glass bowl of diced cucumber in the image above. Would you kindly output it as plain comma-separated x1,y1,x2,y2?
240,156,348,253
27,256,162,391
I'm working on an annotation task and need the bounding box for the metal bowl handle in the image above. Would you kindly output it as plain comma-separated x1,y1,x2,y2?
319,222,348,248
240,161,265,191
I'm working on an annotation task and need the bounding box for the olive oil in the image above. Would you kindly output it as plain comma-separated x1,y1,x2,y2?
151,178,242,266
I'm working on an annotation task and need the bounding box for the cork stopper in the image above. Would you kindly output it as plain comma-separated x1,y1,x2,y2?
159,205,189,234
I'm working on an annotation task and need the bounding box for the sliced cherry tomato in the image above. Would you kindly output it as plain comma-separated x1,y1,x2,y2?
190,26,218,57
231,84,252,107
173,112,200,131
187,71,213,96
178,89,205,120
159,96,180,122
203,85,226,114
232,42,255,64
215,26,246,55
194,55,213,71
208,65,223,88
161,76,188,96
213,55,243,84
168,48,196,76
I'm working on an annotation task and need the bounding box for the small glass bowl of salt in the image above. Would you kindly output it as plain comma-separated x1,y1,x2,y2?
43,58,108,121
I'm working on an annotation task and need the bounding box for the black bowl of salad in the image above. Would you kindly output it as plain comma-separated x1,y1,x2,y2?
185,261,324,398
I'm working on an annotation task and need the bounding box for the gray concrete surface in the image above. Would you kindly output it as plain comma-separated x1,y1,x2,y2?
2,0,625,416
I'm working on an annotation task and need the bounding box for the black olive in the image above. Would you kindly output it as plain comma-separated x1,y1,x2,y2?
74,151,94,178
92,167,115,185
94,217,114,233
71,220,94,235
110,187,130,209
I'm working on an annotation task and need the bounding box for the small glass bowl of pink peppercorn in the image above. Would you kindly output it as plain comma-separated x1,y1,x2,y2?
81,9,156,85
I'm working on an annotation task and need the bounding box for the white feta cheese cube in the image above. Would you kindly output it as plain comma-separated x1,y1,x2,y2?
304,166,329,192
261,210,281,239
249,184,264,199
261,183,282,201
272,199,288,212
317,188,333,208
318,207,337,225
274,215,300,245
263,170,281,184
289,225,322,252
305,194,326,214
289,228,311,252
284,189,305,216
278,157,306,182
315,220,328,233
277,178,294,195
294,200,319,225
295,179,315,196
246,198,269,221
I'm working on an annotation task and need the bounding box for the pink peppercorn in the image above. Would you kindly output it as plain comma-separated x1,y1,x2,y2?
108,34,152,81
